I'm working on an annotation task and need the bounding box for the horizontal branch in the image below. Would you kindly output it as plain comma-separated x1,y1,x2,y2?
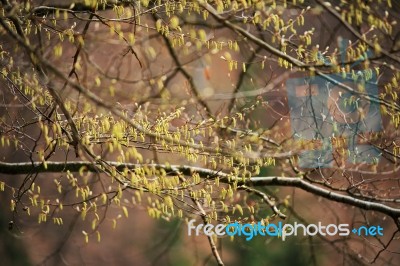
0,161,217,176
1,161,399,219
31,1,134,14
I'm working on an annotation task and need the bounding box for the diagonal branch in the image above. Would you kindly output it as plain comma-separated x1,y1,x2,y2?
315,0,400,64
200,2,400,113
151,13,212,117
237,185,287,219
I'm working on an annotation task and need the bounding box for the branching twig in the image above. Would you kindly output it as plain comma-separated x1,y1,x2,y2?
237,185,287,219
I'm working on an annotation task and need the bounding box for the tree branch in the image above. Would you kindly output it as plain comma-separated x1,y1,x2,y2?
249,176,400,218
200,2,400,113
1,161,399,219
315,0,400,64
237,185,287,219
